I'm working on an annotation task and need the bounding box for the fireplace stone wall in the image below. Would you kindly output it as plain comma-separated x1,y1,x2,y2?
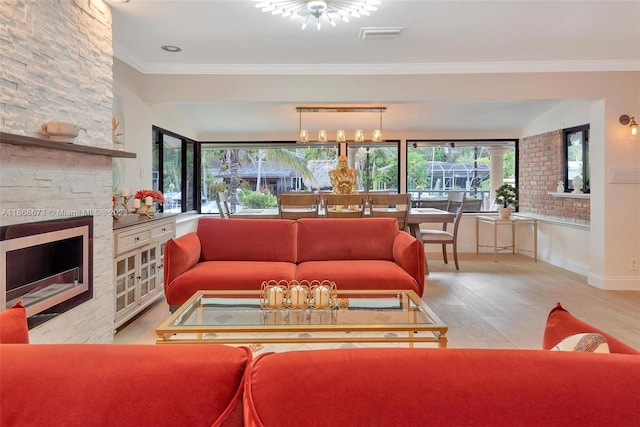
0,0,115,342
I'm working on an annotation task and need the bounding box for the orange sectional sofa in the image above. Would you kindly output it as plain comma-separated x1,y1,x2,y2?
1,303,638,426
164,217,425,308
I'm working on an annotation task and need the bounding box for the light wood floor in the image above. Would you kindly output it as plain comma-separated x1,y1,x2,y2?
114,254,640,350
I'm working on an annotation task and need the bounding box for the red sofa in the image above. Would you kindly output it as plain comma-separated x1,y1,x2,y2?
1,303,638,426
245,302,638,426
164,217,425,308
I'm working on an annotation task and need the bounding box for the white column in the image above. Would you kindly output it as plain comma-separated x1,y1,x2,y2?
487,148,508,209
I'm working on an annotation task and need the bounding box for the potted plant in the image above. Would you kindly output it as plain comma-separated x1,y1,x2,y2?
494,183,518,218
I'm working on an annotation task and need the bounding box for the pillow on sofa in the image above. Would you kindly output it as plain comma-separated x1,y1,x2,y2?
0,300,29,344
543,302,638,354
551,333,609,353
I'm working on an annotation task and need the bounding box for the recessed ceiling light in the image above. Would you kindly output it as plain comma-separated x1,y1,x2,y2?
161,45,182,53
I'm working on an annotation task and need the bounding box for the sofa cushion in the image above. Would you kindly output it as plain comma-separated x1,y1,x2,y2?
296,260,420,294
296,218,398,262
198,218,297,262
1,344,250,427
0,300,29,344
244,348,640,427
165,261,297,306
543,302,639,354
551,333,610,353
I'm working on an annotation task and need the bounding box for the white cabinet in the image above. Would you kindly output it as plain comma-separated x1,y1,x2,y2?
113,215,175,329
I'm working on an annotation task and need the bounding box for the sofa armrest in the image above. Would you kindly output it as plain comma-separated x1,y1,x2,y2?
392,231,425,296
164,232,202,295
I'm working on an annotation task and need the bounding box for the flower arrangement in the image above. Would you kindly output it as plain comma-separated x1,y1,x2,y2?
134,189,164,204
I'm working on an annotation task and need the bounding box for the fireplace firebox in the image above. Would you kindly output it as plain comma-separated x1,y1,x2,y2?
1,216,93,328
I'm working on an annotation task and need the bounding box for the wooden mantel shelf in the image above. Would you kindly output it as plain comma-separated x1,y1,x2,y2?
0,132,136,158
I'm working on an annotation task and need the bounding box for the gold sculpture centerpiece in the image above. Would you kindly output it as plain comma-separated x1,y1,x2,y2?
329,155,357,195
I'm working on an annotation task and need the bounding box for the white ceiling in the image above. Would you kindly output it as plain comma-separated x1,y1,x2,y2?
110,0,640,138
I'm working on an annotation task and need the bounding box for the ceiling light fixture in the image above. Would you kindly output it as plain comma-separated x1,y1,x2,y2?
297,107,386,143
161,45,182,53
619,114,638,138
253,0,382,30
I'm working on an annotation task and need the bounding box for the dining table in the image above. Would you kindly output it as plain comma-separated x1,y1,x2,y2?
231,207,456,274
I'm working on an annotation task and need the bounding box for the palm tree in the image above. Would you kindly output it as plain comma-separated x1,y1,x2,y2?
253,148,318,192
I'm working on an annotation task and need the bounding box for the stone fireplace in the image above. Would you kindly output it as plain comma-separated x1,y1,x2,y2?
0,0,117,343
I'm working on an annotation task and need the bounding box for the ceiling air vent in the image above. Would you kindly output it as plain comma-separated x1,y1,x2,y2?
359,27,404,40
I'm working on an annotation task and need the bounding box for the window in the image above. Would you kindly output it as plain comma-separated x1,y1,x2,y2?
152,126,198,213
345,141,400,192
563,124,589,193
406,140,517,212
200,142,339,213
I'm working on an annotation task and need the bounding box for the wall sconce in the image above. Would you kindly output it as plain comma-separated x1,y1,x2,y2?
318,130,328,142
619,115,637,138
354,130,364,142
336,130,346,142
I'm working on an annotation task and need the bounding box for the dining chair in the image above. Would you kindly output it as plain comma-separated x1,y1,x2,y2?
323,194,365,218
216,191,231,219
420,193,466,270
277,193,320,219
368,193,411,231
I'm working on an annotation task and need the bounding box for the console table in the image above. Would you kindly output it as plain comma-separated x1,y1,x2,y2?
475,215,538,262
113,214,176,329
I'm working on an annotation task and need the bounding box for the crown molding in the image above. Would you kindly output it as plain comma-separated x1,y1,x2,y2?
113,43,640,75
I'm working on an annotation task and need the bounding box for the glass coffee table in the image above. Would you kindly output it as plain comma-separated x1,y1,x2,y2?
156,290,448,349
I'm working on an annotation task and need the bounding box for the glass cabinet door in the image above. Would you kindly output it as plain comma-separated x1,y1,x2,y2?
115,253,137,317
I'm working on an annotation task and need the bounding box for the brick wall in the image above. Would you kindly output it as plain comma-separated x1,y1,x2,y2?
519,130,590,223
0,0,115,343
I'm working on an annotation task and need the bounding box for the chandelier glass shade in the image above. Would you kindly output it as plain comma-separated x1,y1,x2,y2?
297,107,385,143
253,0,382,30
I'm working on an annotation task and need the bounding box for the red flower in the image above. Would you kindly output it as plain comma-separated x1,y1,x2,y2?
134,189,164,204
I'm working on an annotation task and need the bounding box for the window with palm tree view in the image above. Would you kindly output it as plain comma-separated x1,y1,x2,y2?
200,143,339,214
407,140,517,211
345,142,400,193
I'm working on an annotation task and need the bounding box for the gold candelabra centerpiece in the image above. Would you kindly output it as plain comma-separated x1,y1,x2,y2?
112,188,138,221
260,280,337,310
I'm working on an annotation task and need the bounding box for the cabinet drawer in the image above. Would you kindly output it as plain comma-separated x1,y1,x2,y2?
115,227,151,254
151,220,175,240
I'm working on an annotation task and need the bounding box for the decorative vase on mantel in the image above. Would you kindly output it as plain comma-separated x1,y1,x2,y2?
499,207,512,219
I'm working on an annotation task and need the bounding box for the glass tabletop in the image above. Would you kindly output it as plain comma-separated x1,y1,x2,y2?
161,290,445,330
170,291,437,329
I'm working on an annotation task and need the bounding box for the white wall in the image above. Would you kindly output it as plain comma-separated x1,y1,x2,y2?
112,60,153,192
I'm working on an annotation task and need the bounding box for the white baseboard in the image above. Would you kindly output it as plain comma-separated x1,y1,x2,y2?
588,273,640,291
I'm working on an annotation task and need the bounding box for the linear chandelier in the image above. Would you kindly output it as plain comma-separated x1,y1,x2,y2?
253,0,382,30
297,106,386,143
